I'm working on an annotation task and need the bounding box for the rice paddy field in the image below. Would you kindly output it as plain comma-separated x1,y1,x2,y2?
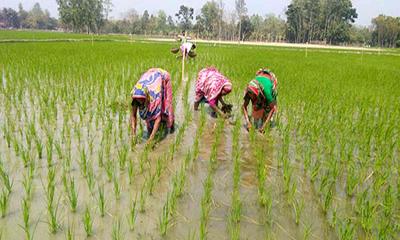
0,30,399,240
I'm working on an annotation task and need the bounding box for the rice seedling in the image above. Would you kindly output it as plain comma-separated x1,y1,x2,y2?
86,160,95,194
147,173,157,196
187,229,196,240
54,140,63,160
303,223,312,240
46,138,53,167
21,147,31,168
118,144,128,170
2,125,12,148
111,217,123,240
330,207,337,228
82,206,93,237
79,148,88,177
98,184,106,217
322,184,334,214
22,173,33,201
0,190,10,218
139,182,147,213
66,175,78,213
0,166,13,194
127,159,135,185
127,197,137,231
293,197,304,225
105,158,114,182
65,223,75,240
12,136,21,157
155,156,163,180
47,196,60,234
98,148,104,168
34,137,43,159
345,162,358,197
338,218,355,240
44,167,56,205
19,197,32,240
113,174,121,200
159,193,170,236
383,185,394,217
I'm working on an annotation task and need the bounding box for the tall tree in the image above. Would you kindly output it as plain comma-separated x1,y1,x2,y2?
235,0,247,41
195,1,221,38
57,0,104,33
0,8,20,28
372,15,400,48
175,5,194,31
286,0,357,44
18,3,28,28
156,10,167,34
141,10,150,34
103,0,113,21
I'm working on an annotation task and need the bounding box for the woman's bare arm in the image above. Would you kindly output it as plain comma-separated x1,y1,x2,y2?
131,105,137,135
259,103,276,133
242,97,252,130
147,116,162,144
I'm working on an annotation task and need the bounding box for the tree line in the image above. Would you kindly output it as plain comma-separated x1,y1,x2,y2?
0,3,57,30
1,0,399,47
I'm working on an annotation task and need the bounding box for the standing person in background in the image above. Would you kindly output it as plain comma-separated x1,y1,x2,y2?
171,30,197,59
242,68,278,133
131,68,175,145
194,67,233,118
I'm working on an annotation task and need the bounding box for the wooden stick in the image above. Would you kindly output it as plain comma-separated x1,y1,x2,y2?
182,50,186,83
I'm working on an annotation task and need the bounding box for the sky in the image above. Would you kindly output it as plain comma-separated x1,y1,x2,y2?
1,0,399,26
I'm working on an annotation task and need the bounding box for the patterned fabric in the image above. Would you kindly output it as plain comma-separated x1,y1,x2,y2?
131,68,174,129
195,67,232,107
246,79,267,111
245,70,278,111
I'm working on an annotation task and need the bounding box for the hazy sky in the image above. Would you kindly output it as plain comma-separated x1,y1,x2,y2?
1,0,399,26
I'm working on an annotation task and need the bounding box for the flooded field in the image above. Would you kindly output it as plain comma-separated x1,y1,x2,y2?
0,38,399,239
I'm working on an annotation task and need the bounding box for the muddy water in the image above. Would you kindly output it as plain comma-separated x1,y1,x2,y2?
0,72,337,240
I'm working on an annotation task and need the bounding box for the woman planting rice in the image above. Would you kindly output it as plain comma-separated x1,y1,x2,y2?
242,68,278,133
170,31,197,59
131,68,175,144
194,67,233,118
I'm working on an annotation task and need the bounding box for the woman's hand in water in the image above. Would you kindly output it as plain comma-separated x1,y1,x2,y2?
246,123,253,131
145,139,155,149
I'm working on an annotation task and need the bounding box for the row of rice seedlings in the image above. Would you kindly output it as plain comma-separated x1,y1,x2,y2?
155,83,198,235
199,118,225,239
229,118,242,239
44,167,60,234
158,110,202,236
